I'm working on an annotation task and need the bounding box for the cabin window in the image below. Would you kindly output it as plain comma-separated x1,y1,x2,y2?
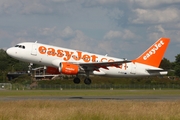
14,45,25,49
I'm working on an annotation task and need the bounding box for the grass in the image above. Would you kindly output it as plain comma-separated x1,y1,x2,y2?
0,100,180,120
0,90,180,120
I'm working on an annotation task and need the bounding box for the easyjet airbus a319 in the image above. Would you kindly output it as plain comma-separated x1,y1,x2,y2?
7,38,170,85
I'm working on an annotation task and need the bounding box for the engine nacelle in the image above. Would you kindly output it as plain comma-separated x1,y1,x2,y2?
59,62,79,75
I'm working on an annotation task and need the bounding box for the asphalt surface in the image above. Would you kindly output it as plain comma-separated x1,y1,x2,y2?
0,95,180,101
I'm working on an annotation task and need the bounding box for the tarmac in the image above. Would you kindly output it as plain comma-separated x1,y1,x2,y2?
0,95,180,101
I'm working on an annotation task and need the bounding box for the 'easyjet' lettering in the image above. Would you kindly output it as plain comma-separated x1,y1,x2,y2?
38,46,101,62
143,40,164,60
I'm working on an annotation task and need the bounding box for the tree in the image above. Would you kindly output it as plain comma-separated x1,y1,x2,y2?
174,54,180,77
159,58,171,70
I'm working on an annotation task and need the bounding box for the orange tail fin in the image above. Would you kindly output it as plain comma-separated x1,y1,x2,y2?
133,38,170,67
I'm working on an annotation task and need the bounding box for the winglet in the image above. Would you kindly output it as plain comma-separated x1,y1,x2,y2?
133,38,170,67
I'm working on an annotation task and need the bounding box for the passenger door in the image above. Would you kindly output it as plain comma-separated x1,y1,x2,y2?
31,44,37,56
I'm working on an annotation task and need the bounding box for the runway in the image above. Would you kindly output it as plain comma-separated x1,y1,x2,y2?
1,95,180,101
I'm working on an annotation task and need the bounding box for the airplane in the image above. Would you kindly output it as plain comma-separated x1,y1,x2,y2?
6,37,170,85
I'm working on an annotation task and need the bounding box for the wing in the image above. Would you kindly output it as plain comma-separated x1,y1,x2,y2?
76,60,131,71
51,59,131,71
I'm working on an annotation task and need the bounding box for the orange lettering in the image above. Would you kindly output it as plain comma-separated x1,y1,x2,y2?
57,49,64,58
47,48,56,56
124,63,128,70
38,46,102,64
108,59,114,62
82,54,91,62
64,51,74,61
38,46,47,54
91,55,98,62
101,58,107,62
72,51,82,61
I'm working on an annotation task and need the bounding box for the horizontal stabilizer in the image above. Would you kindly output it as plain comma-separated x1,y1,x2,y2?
146,69,168,75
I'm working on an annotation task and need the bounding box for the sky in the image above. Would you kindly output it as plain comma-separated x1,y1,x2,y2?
0,0,180,62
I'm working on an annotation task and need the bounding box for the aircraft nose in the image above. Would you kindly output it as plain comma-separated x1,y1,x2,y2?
6,48,14,57
6,48,10,55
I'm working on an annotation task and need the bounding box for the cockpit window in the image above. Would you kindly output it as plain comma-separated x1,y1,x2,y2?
15,45,25,49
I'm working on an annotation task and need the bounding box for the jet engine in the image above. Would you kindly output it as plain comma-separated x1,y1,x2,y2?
59,62,79,75
46,62,79,75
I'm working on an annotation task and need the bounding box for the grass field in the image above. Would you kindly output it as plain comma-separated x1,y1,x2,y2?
0,90,180,120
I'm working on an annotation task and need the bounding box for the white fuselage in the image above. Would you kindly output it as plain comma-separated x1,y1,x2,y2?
6,42,167,77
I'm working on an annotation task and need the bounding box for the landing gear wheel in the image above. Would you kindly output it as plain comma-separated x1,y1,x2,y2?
73,77,80,84
84,78,91,85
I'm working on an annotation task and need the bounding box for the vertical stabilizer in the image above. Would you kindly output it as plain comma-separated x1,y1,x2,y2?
133,38,170,67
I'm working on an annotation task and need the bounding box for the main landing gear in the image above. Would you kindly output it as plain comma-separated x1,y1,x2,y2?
73,77,80,84
84,77,91,85
73,77,91,85
73,70,91,85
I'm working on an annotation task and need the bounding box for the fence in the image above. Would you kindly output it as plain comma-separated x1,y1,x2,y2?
8,84,180,90
0,83,12,90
